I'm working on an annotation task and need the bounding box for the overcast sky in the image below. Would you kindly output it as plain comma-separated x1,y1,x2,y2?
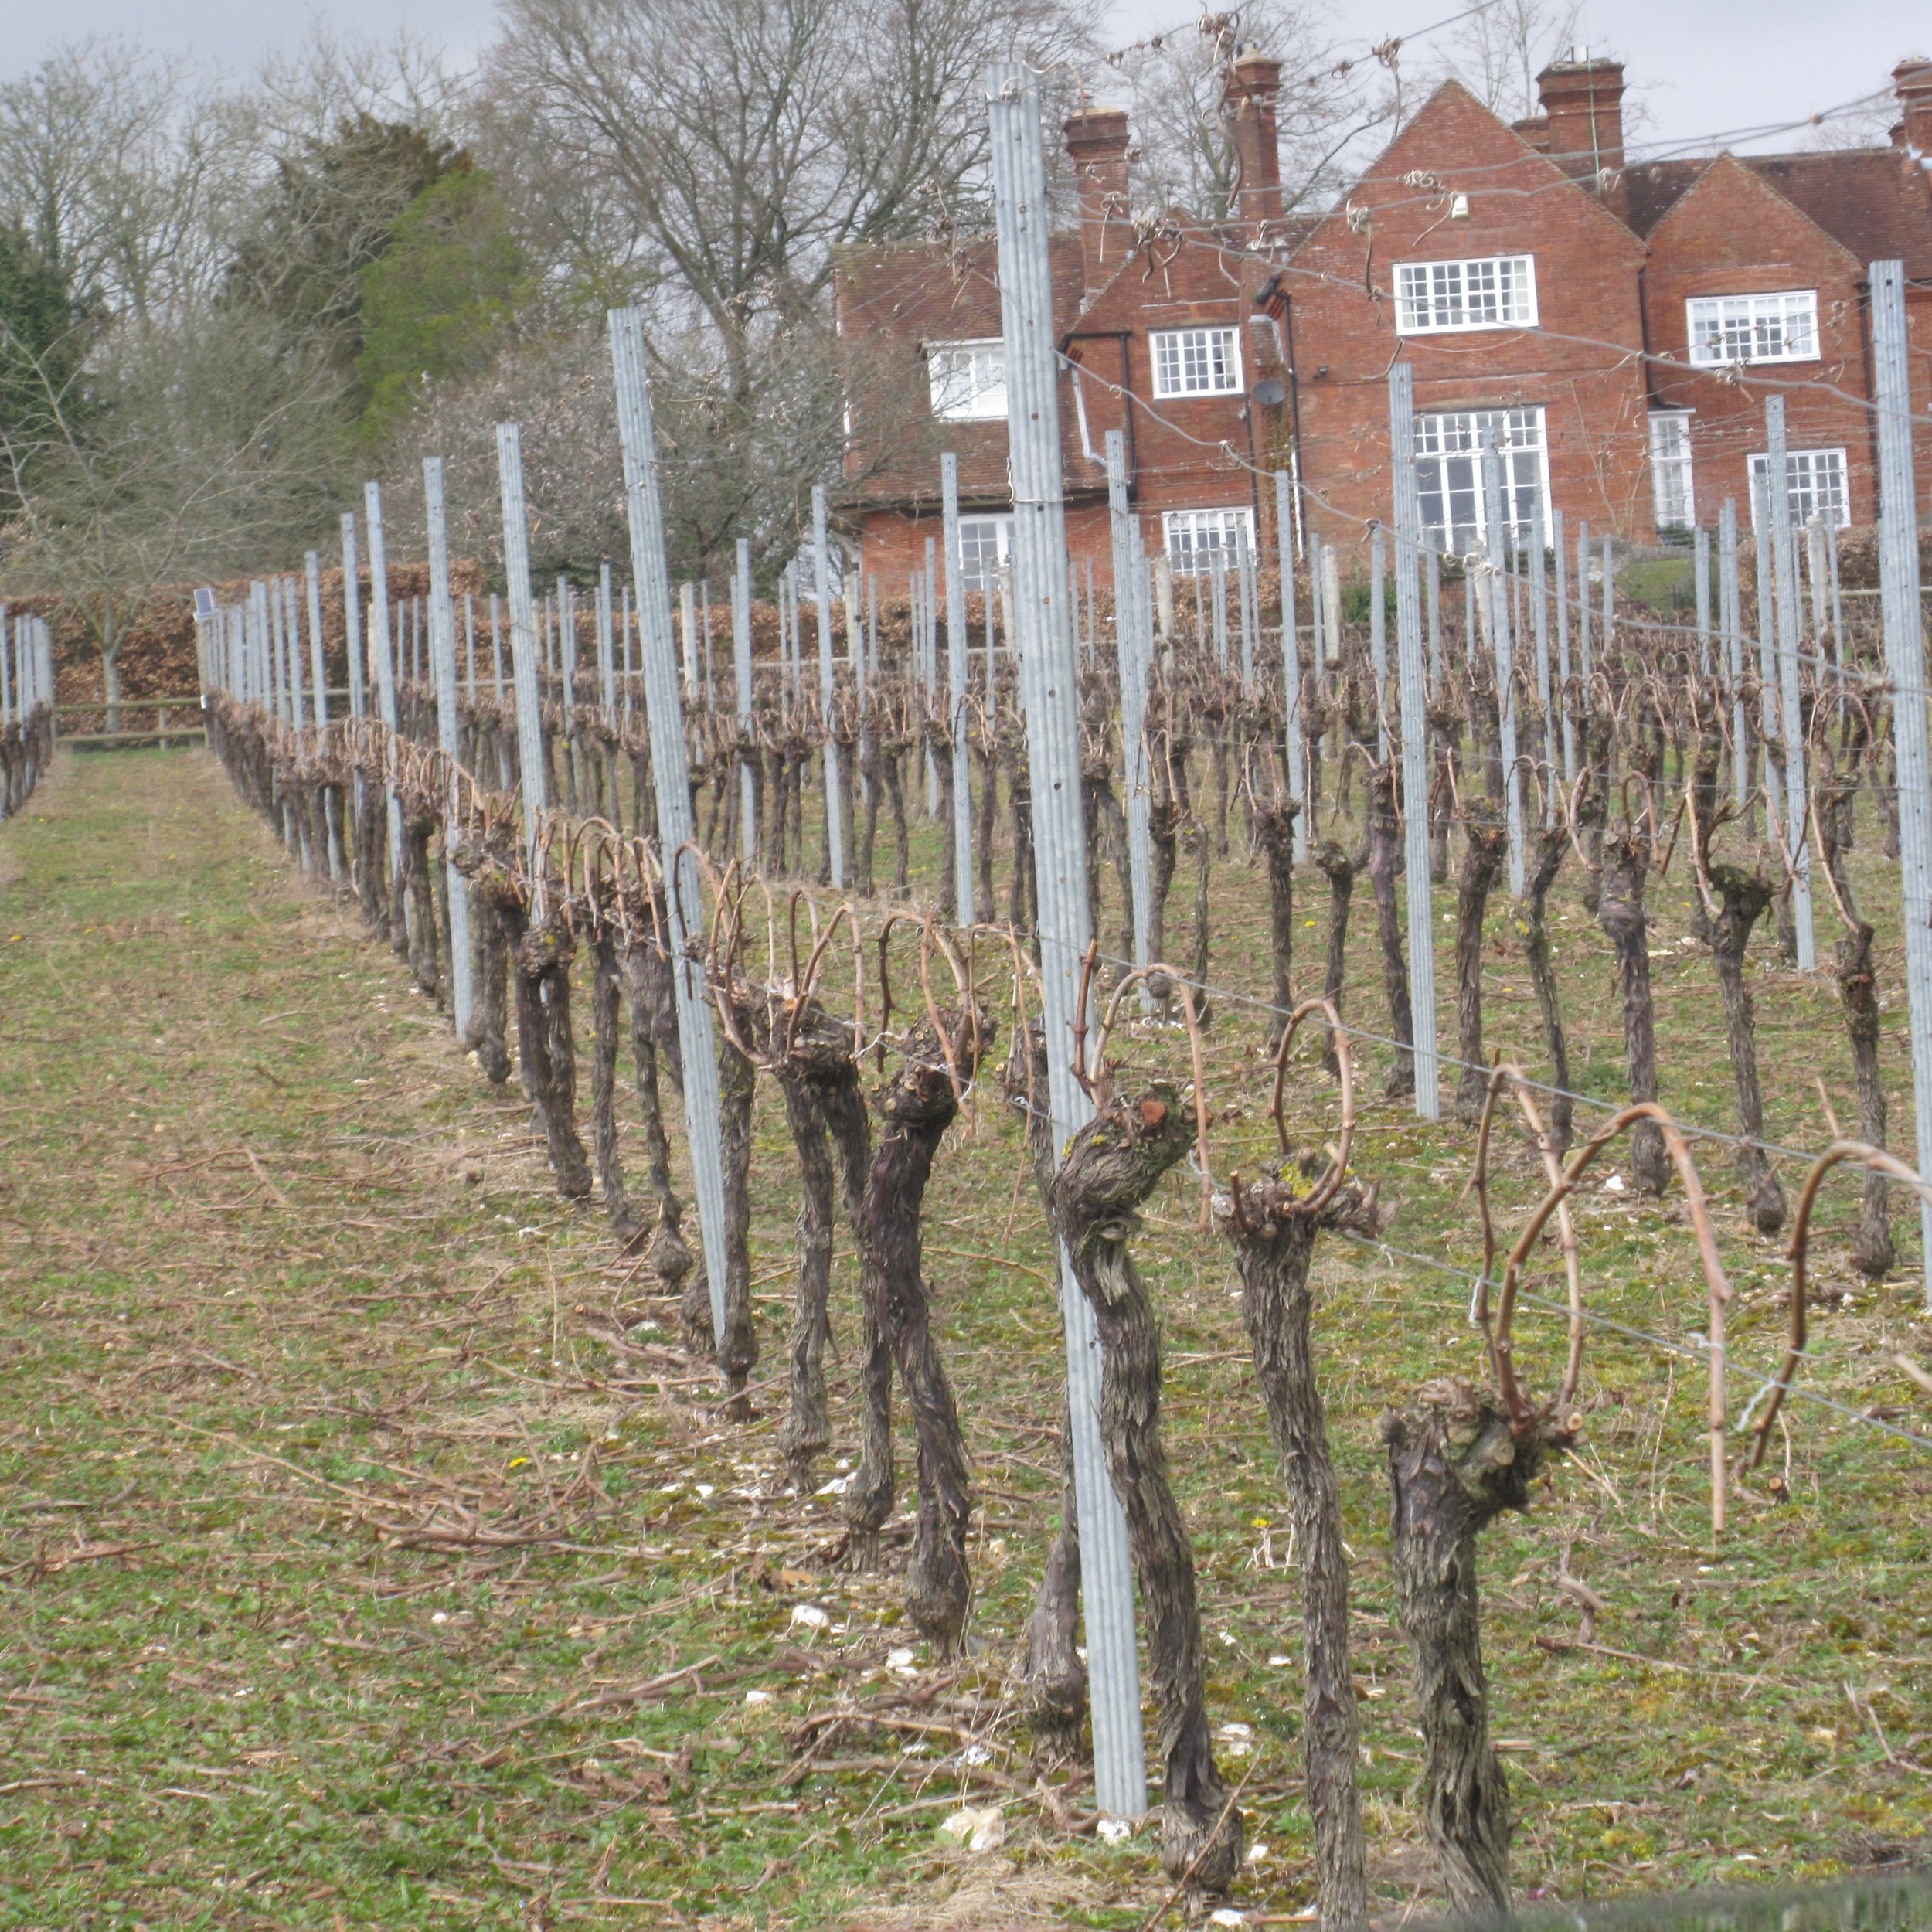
6,0,1924,158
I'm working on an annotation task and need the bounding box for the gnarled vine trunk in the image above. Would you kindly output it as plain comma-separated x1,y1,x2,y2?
1380,1380,1569,1918
1704,864,1785,1233
1052,1087,1241,1899
1218,1160,1383,1931
1597,832,1668,1193
842,1013,985,1660
1452,814,1508,1122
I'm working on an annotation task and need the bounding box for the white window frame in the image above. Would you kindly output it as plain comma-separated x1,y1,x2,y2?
1686,289,1818,368
1150,326,1243,400
1394,255,1539,335
926,338,1007,421
954,514,1014,592
1747,447,1850,530
1162,506,1256,573
1648,410,1696,533
1411,406,1549,555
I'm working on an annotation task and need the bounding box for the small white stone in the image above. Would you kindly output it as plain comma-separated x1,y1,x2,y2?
1095,1817,1132,1846
430,1611,448,1624
790,1603,831,1631
744,1689,772,1705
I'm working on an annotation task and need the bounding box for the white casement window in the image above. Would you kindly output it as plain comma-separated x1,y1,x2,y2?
1163,506,1255,573
927,340,1006,421
1151,326,1243,399
1747,447,1850,529
1687,290,1818,367
955,515,1014,592
1412,406,1549,554
1648,411,1696,533
1394,255,1538,334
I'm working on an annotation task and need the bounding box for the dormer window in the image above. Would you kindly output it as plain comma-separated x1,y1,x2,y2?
1686,291,1818,366
927,340,1006,420
1394,255,1538,334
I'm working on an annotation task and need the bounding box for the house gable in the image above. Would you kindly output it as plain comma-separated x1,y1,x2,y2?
1287,77,1648,298
1646,151,1866,291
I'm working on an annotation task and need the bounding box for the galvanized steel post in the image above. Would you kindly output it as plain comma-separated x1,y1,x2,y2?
363,484,407,896
494,426,548,832
1275,469,1308,861
1720,498,1747,808
733,538,757,863
608,305,733,1349
811,484,846,889
1107,431,1152,971
940,454,975,923
1872,260,1932,1294
1764,396,1816,969
987,60,1145,1822
424,457,476,1040
1480,440,1525,895
1389,365,1440,1118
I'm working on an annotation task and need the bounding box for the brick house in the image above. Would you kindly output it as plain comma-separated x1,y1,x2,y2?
834,50,1932,582
833,53,1305,587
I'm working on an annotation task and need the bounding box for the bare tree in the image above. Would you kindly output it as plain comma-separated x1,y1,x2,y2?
0,42,228,321
478,0,1095,373
1106,5,1383,219
1421,0,1582,121
0,308,346,720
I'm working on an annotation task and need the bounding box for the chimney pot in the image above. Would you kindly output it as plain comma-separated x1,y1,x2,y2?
1064,107,1133,299
1223,50,1284,223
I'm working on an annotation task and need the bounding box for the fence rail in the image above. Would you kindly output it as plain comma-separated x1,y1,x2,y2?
55,695,206,747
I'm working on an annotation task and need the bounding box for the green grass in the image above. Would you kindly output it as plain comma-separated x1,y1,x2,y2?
1,747,1928,1930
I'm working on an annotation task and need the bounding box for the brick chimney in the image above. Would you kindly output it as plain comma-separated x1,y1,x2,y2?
1064,107,1133,299
1223,48,1284,223
1893,56,1932,151
1536,55,1628,221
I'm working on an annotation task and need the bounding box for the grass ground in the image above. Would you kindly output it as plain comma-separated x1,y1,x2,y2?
2,746,1929,1931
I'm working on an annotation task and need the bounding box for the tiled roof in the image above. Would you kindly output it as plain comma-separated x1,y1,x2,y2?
1621,159,1702,238
1624,148,1932,277
1747,150,1932,279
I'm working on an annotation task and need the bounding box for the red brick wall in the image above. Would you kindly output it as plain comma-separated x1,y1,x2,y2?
1271,81,1655,553
1646,157,1880,527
